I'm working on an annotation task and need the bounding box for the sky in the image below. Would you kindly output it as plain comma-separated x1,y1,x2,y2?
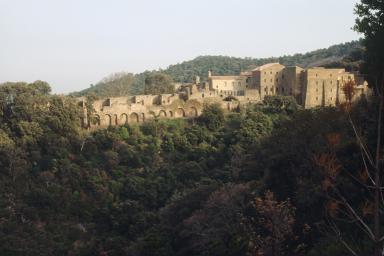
0,0,361,94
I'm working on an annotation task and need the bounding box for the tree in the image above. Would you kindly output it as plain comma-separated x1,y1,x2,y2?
245,191,295,256
354,0,384,84
144,73,174,95
198,103,225,131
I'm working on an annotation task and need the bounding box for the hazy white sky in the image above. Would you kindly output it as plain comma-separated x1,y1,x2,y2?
0,0,361,93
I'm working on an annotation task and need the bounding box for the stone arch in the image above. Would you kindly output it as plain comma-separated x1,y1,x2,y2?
174,108,185,118
91,114,101,127
169,110,173,118
120,113,128,125
148,111,156,119
103,114,112,126
129,112,139,123
188,106,198,117
158,110,167,118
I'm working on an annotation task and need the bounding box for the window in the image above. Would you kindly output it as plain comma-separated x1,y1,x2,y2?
330,81,333,84
276,78,279,82
282,74,285,79
264,79,267,83
264,72,266,75
270,87,273,92
282,87,285,93
276,87,279,92
316,73,318,77
316,88,318,92
316,81,318,85
316,97,318,101
270,79,273,82
270,71,272,74
264,87,268,92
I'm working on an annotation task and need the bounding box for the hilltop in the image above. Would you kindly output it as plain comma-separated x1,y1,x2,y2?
71,40,363,98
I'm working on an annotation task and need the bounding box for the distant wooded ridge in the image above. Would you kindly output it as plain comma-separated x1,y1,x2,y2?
71,40,363,98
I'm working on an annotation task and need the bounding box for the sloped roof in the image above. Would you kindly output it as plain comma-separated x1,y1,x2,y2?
252,63,283,71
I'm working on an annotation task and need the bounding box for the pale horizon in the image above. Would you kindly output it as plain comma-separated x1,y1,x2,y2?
0,0,361,94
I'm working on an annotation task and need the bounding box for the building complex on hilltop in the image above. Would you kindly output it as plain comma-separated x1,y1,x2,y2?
207,62,368,108
79,63,370,128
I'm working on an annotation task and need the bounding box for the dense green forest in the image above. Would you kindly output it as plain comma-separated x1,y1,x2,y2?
72,40,363,98
0,79,380,255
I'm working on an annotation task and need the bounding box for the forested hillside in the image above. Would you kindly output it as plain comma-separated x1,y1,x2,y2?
72,40,363,98
0,80,379,255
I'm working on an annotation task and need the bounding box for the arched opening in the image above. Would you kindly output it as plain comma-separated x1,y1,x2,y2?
103,114,112,126
148,111,156,119
169,111,173,118
91,114,101,127
141,113,145,122
129,112,139,123
158,110,167,118
120,113,128,125
174,108,185,118
188,107,198,117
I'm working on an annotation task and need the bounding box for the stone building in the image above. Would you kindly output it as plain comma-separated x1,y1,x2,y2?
78,63,370,128
207,70,251,97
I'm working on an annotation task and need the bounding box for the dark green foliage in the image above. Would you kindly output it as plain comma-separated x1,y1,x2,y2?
198,103,225,131
354,0,384,84
144,73,174,95
0,80,379,255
